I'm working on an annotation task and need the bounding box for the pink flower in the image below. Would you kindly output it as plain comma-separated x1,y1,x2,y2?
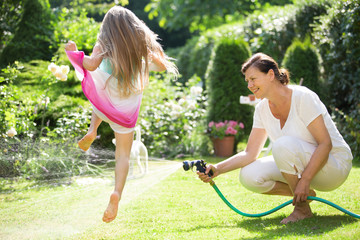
208,121,215,128
239,122,245,129
225,126,237,135
215,122,225,129
228,120,238,128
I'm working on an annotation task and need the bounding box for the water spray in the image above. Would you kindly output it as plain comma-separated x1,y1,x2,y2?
183,160,360,218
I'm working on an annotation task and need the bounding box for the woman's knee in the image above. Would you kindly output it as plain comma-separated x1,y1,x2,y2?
239,165,275,194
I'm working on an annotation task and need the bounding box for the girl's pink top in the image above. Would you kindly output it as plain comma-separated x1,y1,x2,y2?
66,50,141,128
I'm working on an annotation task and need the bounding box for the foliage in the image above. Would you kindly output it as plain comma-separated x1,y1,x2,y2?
53,8,100,54
282,37,324,97
0,56,92,178
145,0,293,32
312,0,360,157
205,37,253,138
294,0,331,39
207,121,245,139
138,74,208,158
0,0,23,51
0,0,56,67
173,0,332,85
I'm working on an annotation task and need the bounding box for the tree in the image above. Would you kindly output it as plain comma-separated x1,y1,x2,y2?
0,0,23,51
145,0,293,32
0,0,55,66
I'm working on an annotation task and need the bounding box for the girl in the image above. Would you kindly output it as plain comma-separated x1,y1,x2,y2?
65,6,178,223
198,53,352,224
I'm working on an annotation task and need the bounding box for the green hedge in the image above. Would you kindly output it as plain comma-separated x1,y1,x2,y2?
205,37,253,137
282,38,323,98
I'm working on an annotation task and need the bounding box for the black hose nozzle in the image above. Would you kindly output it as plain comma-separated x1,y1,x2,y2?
183,160,213,177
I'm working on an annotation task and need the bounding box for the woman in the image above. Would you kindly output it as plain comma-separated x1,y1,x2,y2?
198,53,353,224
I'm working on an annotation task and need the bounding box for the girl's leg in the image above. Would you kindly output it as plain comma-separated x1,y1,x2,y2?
78,110,102,151
102,131,134,223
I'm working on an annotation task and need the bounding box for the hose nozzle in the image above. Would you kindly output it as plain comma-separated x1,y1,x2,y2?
183,160,213,177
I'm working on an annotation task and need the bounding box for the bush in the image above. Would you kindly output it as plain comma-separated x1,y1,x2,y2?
282,38,324,98
205,37,253,140
137,74,208,158
174,0,332,85
53,8,100,55
312,0,360,157
0,0,56,67
294,0,332,39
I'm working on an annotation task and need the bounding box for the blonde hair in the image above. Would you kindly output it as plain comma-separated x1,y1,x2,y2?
97,6,177,97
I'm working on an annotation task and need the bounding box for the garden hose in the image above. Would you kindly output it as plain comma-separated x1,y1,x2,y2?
183,160,360,219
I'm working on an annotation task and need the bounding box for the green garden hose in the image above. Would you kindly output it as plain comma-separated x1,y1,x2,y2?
210,181,360,218
183,160,360,219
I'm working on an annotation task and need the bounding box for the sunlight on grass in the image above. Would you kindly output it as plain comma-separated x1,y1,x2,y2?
0,159,181,240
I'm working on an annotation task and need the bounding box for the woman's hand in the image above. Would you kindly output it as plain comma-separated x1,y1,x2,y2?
293,178,311,205
196,164,219,183
65,40,77,51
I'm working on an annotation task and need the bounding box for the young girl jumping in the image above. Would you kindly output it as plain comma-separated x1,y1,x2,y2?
65,6,178,223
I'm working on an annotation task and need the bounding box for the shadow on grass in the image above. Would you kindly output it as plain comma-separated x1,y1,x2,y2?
234,214,358,239
181,214,357,239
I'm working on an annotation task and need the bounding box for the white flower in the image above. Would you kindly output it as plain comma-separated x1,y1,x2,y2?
187,101,196,110
184,124,191,131
170,111,181,119
6,127,17,137
60,65,70,75
48,63,58,73
54,69,67,81
190,86,203,97
178,98,185,106
171,104,182,112
112,138,116,145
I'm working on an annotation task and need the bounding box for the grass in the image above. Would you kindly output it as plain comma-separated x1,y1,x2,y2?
0,157,359,239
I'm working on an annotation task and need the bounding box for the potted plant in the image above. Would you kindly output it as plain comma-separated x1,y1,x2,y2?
207,120,245,157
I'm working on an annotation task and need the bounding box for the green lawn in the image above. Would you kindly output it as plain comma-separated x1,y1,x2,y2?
1,158,359,239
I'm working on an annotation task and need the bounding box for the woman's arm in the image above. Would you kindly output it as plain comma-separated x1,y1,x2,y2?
294,114,332,202
198,128,268,182
83,43,103,71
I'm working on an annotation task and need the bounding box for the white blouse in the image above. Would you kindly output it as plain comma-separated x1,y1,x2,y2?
253,85,352,157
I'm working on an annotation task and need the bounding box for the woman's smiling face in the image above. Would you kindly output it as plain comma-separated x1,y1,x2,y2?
244,66,272,99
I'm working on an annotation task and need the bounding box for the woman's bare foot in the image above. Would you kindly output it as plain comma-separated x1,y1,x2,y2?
78,132,96,151
281,202,313,224
102,191,120,223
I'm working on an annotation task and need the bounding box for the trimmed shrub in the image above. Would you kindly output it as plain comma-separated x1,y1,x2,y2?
282,38,323,97
0,0,56,67
205,37,253,139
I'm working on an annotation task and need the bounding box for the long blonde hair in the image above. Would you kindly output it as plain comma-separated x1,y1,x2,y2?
97,6,177,97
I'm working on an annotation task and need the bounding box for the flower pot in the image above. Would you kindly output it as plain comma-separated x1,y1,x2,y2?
211,136,235,157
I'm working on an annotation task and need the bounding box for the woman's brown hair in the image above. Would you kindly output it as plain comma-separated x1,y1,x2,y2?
241,53,290,85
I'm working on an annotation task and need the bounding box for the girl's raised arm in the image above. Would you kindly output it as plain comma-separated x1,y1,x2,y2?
83,44,103,71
